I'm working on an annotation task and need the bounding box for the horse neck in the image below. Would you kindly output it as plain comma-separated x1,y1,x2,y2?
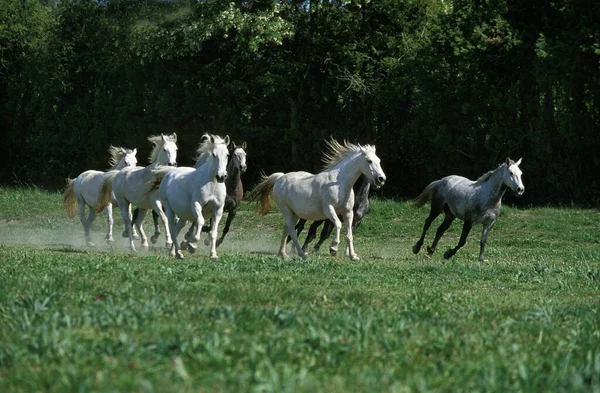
333,155,364,198
225,160,243,197
480,166,508,205
113,158,128,170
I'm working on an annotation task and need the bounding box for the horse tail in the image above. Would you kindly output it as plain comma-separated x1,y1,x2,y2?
143,166,174,198
248,172,284,216
62,178,77,218
411,180,439,208
95,170,119,214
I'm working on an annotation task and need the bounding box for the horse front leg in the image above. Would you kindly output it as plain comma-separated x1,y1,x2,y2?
324,206,343,257
216,208,236,247
314,220,333,254
163,203,182,259
342,210,359,261
208,206,224,258
119,201,136,252
150,209,162,245
151,200,172,249
444,220,473,259
133,208,149,248
479,221,495,262
303,220,323,252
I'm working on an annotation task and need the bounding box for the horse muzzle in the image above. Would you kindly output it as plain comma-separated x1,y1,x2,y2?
167,162,177,167
216,174,228,183
373,176,386,189
516,186,525,196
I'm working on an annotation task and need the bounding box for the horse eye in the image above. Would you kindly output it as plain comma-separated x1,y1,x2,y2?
367,159,372,164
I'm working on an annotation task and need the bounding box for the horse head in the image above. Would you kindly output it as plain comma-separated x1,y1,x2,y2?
123,148,138,167
360,147,386,189
211,135,230,182
504,157,524,196
148,133,178,166
231,142,248,174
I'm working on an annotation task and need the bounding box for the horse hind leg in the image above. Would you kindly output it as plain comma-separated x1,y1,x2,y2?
426,206,455,256
444,220,473,259
412,197,444,254
216,208,237,248
104,204,114,244
78,197,95,247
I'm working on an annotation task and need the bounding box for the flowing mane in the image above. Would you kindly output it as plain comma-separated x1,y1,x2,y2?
194,134,227,164
107,146,133,170
474,161,511,184
148,134,177,163
321,138,376,170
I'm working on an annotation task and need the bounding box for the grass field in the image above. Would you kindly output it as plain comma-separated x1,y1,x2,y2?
0,186,599,392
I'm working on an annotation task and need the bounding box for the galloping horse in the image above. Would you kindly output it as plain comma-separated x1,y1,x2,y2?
63,146,138,247
135,141,247,248
148,134,230,259
412,158,524,261
292,174,370,254
97,134,178,252
250,139,385,261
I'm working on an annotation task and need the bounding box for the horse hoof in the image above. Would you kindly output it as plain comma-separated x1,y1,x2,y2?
329,248,337,257
210,254,219,260
105,237,114,244
176,251,184,259
150,234,160,244
187,242,197,254
443,250,453,259
300,253,308,260
479,258,488,262
350,254,360,262
204,238,210,247
426,246,435,254
412,244,421,254
86,241,96,248
122,231,128,238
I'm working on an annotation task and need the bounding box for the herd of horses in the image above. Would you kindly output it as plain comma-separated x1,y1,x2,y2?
63,134,525,261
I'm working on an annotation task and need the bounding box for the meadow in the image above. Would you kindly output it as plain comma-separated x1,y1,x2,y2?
0,186,599,392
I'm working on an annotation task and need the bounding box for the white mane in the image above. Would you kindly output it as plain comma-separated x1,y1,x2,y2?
321,138,376,170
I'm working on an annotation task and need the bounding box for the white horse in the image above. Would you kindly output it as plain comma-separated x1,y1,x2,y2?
97,134,178,252
148,134,230,259
249,139,386,261
412,157,524,261
63,146,138,246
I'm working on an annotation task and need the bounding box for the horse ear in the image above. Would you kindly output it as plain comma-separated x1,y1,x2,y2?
232,141,237,149
161,134,167,143
133,148,137,155
242,142,247,150
515,157,522,166
506,157,512,165
172,133,177,142
224,135,230,146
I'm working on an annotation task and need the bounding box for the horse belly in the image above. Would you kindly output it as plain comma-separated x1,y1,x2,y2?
75,171,104,207
275,180,325,221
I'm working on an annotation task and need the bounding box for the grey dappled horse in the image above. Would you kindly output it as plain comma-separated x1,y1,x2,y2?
412,158,524,261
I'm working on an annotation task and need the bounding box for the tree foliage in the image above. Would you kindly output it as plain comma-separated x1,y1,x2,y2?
1,0,599,205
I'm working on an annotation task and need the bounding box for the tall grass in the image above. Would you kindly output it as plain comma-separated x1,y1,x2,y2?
0,187,599,392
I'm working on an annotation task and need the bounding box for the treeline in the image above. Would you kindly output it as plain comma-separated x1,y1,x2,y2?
1,0,599,205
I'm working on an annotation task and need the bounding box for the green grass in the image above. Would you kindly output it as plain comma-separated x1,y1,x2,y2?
0,186,599,392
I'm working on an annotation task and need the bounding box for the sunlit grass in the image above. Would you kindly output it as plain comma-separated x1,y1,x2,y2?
0,187,599,392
